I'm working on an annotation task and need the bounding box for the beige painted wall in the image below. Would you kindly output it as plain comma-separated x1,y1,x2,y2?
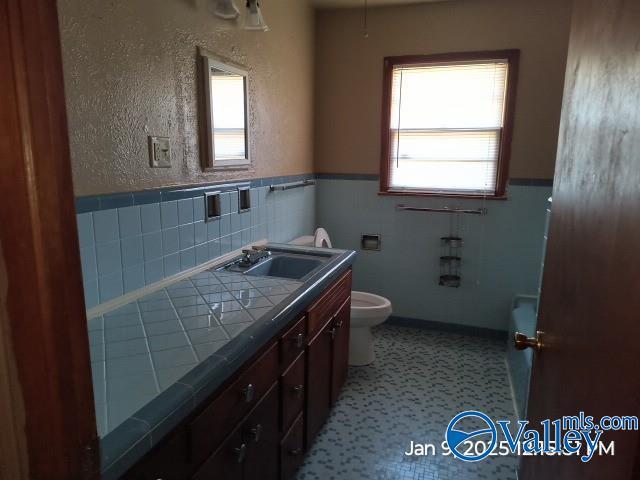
314,0,572,179
58,0,315,196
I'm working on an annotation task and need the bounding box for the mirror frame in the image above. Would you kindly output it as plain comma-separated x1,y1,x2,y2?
198,47,250,171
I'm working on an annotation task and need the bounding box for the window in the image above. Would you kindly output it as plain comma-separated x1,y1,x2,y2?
380,50,519,198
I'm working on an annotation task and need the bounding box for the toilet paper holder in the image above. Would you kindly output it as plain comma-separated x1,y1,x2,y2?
361,234,381,251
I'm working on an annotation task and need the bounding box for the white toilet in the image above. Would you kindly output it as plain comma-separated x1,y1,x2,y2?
291,228,392,366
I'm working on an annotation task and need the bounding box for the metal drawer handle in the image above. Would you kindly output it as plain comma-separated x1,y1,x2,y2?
288,448,302,456
249,423,263,443
234,443,247,463
328,327,336,340
291,384,304,398
291,332,304,349
335,319,343,328
241,383,255,403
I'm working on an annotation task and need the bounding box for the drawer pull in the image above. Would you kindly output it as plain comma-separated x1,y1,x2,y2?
291,384,304,398
234,443,247,463
288,448,302,456
292,332,305,348
335,319,343,328
248,423,263,442
328,327,336,340
241,384,255,403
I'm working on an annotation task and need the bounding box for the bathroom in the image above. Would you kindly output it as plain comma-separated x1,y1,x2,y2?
2,0,640,479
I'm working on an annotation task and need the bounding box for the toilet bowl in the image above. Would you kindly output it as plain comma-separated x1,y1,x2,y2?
290,228,393,366
350,291,392,366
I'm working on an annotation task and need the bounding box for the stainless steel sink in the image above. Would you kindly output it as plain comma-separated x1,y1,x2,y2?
244,254,325,280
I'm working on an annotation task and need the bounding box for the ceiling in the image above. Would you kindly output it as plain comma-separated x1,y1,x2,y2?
312,0,452,9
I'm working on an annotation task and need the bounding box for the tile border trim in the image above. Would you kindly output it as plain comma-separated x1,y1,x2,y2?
75,173,316,214
385,315,508,341
75,173,552,214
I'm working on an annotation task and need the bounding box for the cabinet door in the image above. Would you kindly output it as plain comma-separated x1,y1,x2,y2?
280,413,304,480
192,428,245,480
305,320,333,448
243,384,279,480
331,297,351,406
123,429,190,480
281,352,305,434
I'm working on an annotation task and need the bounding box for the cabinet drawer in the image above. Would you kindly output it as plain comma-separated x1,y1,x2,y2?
307,270,351,338
280,413,304,480
280,316,306,368
281,352,305,433
192,384,279,480
191,428,244,480
243,383,280,480
189,342,279,464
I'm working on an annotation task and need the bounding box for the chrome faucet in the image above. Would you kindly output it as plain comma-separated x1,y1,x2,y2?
239,246,271,267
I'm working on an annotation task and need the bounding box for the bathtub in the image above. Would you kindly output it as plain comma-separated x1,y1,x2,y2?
506,295,538,419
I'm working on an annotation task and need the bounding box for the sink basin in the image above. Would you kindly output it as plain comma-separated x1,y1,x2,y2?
244,255,324,280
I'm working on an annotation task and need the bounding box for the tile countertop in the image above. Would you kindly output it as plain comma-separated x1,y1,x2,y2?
91,244,356,479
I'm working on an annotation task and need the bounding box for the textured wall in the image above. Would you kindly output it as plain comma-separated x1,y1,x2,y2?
58,0,315,196
314,0,572,179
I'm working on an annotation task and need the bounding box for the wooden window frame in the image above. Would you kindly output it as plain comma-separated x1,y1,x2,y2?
379,50,520,199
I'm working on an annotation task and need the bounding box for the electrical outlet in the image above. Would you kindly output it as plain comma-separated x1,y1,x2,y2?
148,136,171,168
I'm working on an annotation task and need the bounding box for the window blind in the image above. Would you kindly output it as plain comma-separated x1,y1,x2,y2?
210,74,247,160
387,60,509,195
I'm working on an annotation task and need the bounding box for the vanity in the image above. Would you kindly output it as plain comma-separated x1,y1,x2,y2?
93,245,356,479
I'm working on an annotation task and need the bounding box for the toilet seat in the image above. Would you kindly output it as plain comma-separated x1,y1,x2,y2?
351,291,392,322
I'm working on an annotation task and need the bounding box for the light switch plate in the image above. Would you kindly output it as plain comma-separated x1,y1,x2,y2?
148,136,171,168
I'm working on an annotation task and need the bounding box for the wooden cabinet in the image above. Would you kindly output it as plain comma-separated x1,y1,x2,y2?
305,319,334,448
242,383,279,480
192,428,244,480
193,383,279,480
331,298,350,406
305,270,352,448
125,268,352,480
280,413,304,480
281,352,305,434
190,343,279,464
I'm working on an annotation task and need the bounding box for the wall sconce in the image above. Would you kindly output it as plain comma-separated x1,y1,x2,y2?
244,0,269,32
212,0,240,19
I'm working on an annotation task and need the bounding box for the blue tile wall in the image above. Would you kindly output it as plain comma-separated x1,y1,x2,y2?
316,178,552,331
77,178,316,309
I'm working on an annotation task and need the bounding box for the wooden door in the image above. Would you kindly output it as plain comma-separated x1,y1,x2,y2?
0,0,98,477
243,384,279,480
330,298,351,406
521,1,640,478
305,320,333,448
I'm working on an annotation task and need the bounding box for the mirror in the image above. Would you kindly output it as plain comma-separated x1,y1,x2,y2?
199,48,249,170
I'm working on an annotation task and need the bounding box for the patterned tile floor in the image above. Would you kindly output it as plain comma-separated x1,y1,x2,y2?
297,325,518,480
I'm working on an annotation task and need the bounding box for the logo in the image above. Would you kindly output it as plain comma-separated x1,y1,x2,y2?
445,410,497,462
